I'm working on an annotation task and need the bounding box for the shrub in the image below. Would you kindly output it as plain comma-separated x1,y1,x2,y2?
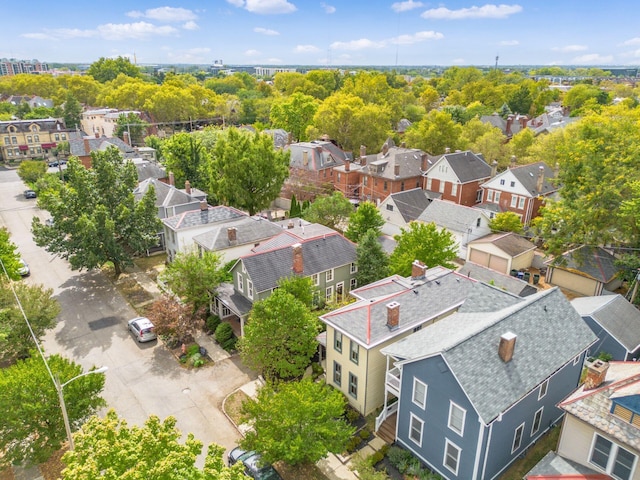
387,446,414,471
359,429,370,441
311,362,324,380
215,322,237,351
206,315,221,333
187,344,200,356
344,405,361,424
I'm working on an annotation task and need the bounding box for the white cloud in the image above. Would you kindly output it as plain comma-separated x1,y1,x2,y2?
572,53,614,64
391,0,424,13
620,37,640,46
330,38,386,50
227,0,297,14
254,27,280,35
551,44,587,53
321,2,336,13
452,58,466,64
21,32,57,40
97,22,178,40
500,39,519,46
421,4,522,20
295,44,321,53
127,7,197,22
183,21,199,30
245,49,261,56
22,28,96,40
390,31,444,45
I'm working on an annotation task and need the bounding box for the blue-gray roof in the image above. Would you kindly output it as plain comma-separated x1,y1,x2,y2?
69,136,135,157
192,216,284,252
163,205,245,231
458,261,538,297
287,140,350,170
362,145,426,180
525,452,603,478
417,199,488,235
470,232,536,257
387,188,437,223
431,150,492,183
383,287,598,423
241,233,356,294
509,161,558,196
134,178,200,210
547,245,620,283
572,294,640,352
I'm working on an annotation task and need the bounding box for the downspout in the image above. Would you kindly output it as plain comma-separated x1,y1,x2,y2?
480,417,496,479
472,419,487,480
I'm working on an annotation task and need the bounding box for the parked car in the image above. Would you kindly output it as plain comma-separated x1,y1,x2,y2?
127,317,157,343
17,258,30,277
24,189,36,199
48,160,59,168
228,448,282,480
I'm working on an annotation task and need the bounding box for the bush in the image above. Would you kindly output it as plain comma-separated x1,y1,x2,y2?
206,315,221,333
187,344,200,356
387,446,414,472
215,322,237,351
344,405,361,424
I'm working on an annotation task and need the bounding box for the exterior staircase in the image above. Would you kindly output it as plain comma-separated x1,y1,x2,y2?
375,412,397,444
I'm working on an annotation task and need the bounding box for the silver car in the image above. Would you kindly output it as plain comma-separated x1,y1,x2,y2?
127,317,157,343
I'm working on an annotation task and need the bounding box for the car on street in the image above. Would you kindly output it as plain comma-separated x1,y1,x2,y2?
48,160,59,168
17,258,30,277
228,448,282,480
127,316,157,343
24,189,36,199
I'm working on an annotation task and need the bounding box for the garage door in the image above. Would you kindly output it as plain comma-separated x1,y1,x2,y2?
488,255,508,274
469,249,489,267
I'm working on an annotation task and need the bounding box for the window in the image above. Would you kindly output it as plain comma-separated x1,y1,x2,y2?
334,330,342,352
386,204,394,211
27,135,32,143
34,134,39,142
54,133,60,141
510,181,516,187
412,378,427,408
494,191,501,204
512,423,524,453
590,434,636,480
237,273,244,292
448,402,466,435
350,262,357,274
336,282,344,301
439,181,445,193
333,361,342,386
350,340,359,364
3,137,9,145
443,440,461,475
247,280,253,299
312,273,319,286
476,189,483,203
61,134,67,140
538,379,549,400
348,373,358,398
500,179,505,185
11,136,17,144
383,181,388,191
451,183,457,196
426,178,432,190
409,414,424,446
350,278,357,290
511,195,518,208
531,407,543,436
326,269,334,282
363,176,368,186
400,181,405,191
325,286,334,301
518,197,525,209
573,355,581,366
487,190,494,202
476,217,481,227
31,125,37,132
337,173,341,182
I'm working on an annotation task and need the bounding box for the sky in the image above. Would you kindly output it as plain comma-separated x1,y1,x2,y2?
3,0,640,67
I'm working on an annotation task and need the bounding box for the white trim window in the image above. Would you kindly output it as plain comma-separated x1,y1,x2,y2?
426,178,432,190
312,273,319,286
451,183,458,196
325,285,334,302
494,191,501,204
334,330,342,352
237,273,244,293
589,433,636,480
448,401,466,436
487,190,494,202
512,423,525,453
350,262,357,274
538,379,549,400
350,278,357,290
531,407,543,436
443,439,461,476
409,413,424,446
412,378,428,409
518,196,525,209
326,269,334,282
510,195,518,208
247,280,253,299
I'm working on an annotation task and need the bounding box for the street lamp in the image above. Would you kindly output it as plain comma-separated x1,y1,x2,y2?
54,366,108,451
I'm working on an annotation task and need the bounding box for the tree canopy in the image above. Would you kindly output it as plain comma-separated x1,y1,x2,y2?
488,211,524,234
302,191,353,232
240,379,355,466
87,56,141,83
31,149,161,277
0,227,23,281
344,201,385,243
269,92,318,142
356,228,390,286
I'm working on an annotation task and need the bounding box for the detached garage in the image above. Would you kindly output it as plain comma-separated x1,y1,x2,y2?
466,232,536,275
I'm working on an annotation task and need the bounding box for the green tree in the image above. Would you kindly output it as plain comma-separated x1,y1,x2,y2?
270,92,318,142
488,212,524,234
162,132,210,190
114,112,148,146
0,281,60,363
345,201,385,243
404,110,463,155
389,221,458,276
238,289,319,381
62,91,82,130
276,275,315,309
289,194,301,218
17,159,47,185
240,379,355,466
87,56,141,83
356,229,390,286
31,150,161,277
206,128,290,216
160,248,225,314
508,84,534,115
0,227,22,281
0,355,105,468
302,191,353,232
61,410,247,480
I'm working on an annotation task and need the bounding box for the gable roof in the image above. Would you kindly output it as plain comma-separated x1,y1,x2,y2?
546,245,620,283
385,188,438,223
572,294,640,352
240,233,356,294
486,161,558,197
525,451,608,479
459,261,538,297
383,287,597,423
470,232,536,257
287,140,350,171
362,142,426,180
134,178,199,209
417,199,489,234
69,136,135,157
163,205,246,231
251,219,337,252
133,160,166,182
429,150,492,183
192,216,284,252
559,361,640,451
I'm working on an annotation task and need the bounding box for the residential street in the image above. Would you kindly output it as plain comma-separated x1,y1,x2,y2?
0,166,256,466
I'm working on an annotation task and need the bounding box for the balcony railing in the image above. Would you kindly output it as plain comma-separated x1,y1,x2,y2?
375,400,398,432
386,366,401,394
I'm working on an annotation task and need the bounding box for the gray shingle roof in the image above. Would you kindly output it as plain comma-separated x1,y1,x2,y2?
362,146,426,180
134,160,166,182
387,188,436,223
69,136,135,157
509,161,558,196
134,178,198,209
572,294,640,352
417,199,488,234
163,205,245,231
192,216,284,252
287,140,350,170
470,232,536,257
432,150,492,183
547,245,620,283
0,117,65,133
525,451,603,478
560,362,640,451
241,233,356,294
383,287,598,423
459,261,538,297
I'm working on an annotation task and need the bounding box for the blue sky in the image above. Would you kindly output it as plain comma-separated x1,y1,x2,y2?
3,0,640,67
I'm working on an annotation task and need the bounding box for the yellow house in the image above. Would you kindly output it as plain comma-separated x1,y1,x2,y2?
320,261,478,416
0,118,71,163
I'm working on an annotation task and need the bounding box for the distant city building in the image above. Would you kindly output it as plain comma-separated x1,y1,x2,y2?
0,58,49,76
254,66,297,77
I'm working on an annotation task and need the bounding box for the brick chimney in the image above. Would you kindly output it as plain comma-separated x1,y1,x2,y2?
227,227,237,244
510,155,517,169
394,164,400,176
382,142,389,155
491,160,498,178
498,332,517,363
184,180,192,194
345,160,350,172
83,138,90,155
360,145,366,161
169,171,175,187
411,260,427,280
287,219,294,229
421,154,428,172
123,130,131,146
386,301,400,329
292,243,303,274
584,359,609,390
302,150,308,166
199,201,208,211
536,165,545,192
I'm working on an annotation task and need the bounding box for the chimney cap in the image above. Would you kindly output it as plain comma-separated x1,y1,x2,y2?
386,301,400,309
500,331,517,341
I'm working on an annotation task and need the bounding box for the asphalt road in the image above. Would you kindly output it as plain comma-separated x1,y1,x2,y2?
0,166,256,464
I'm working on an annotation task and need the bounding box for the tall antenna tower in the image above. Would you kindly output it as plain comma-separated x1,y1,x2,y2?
494,55,499,70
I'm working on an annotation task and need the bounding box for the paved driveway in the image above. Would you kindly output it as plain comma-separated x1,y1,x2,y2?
0,167,256,466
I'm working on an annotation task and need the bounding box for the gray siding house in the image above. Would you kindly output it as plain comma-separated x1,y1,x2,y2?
380,286,597,480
